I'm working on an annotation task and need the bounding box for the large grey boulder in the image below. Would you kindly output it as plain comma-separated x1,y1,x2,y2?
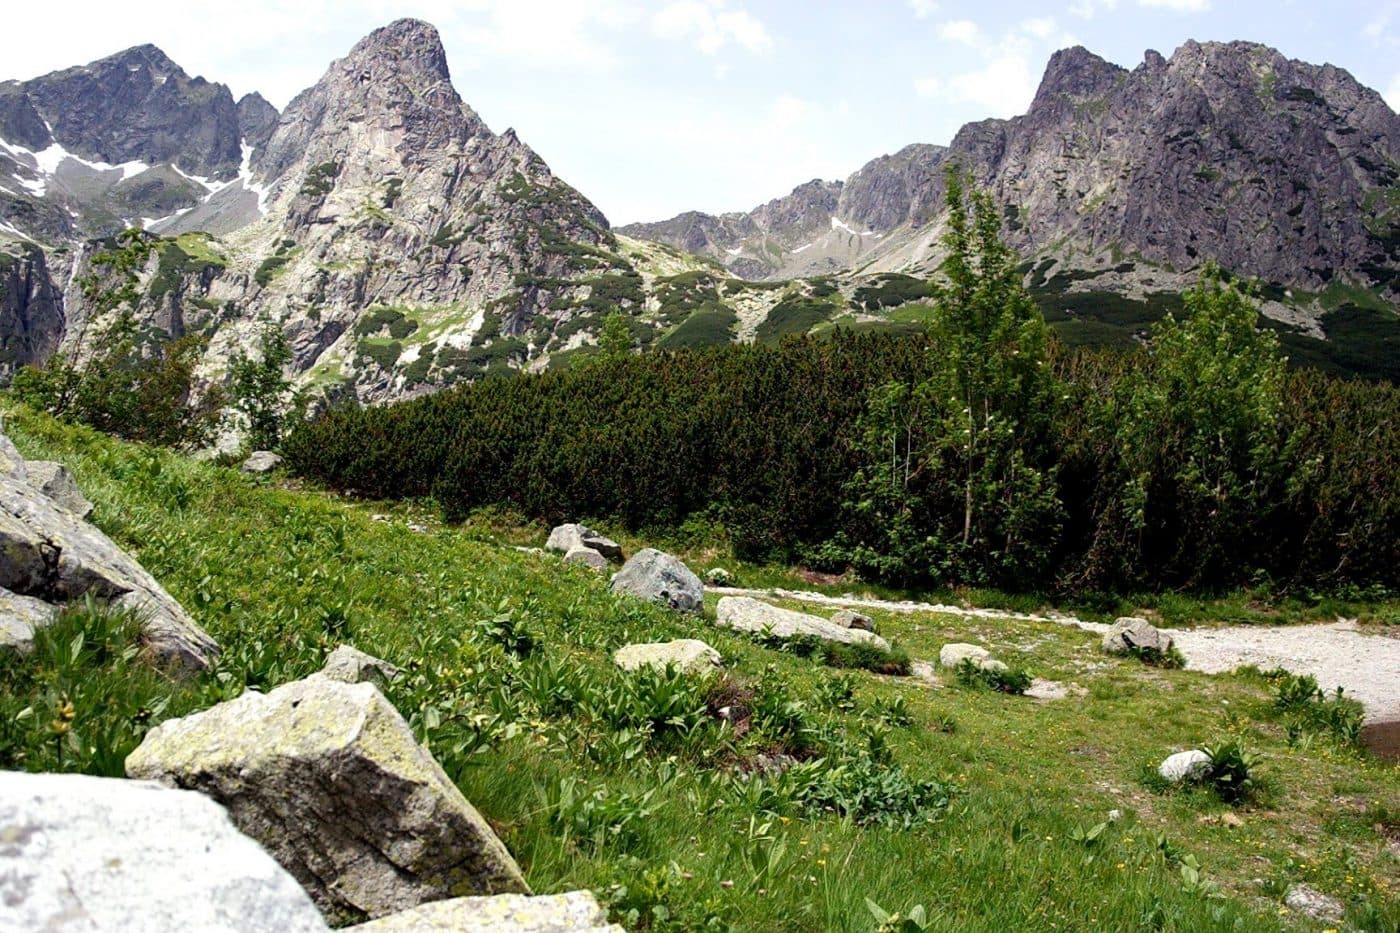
546,523,622,562
0,770,328,933
831,609,874,632
0,474,218,673
1158,749,1211,783
716,596,891,651
241,450,284,474
126,675,529,922
1103,617,1175,656
938,643,990,669
614,639,722,675
26,460,94,518
321,644,402,686
563,546,608,572
347,892,623,932
610,548,704,614
0,586,57,653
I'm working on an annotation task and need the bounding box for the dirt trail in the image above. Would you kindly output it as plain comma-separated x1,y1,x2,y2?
710,587,1400,725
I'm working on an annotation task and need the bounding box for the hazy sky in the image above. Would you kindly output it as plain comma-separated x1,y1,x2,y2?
4,1,1398,224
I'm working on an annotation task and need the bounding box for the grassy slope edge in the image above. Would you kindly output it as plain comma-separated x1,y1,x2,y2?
1,406,1396,931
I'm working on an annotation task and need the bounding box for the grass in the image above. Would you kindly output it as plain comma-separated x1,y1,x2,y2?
1,405,1397,931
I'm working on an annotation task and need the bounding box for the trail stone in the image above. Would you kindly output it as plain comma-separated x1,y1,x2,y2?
0,586,57,653
126,675,529,922
715,596,891,650
1158,749,1211,783
831,609,874,632
614,639,722,675
0,770,328,933
322,644,402,686
563,546,608,572
939,643,991,669
25,461,93,519
347,891,624,932
545,523,622,562
242,450,283,473
610,548,704,614
1103,617,1175,656
1283,884,1344,923
0,474,218,673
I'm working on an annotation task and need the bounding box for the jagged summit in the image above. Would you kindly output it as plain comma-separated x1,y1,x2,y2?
1029,46,1125,110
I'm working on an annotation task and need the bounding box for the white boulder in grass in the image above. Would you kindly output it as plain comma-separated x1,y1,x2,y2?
346,891,625,932
613,638,723,675
545,523,623,562
1158,749,1211,783
564,546,608,571
715,596,891,651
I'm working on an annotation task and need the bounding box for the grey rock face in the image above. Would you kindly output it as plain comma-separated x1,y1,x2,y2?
546,523,622,561
0,246,64,379
25,460,93,517
347,891,623,932
126,675,530,922
1103,617,1175,657
610,548,705,614
241,450,284,473
321,644,402,686
563,546,608,571
237,92,281,151
0,770,328,933
0,428,28,481
1158,749,1211,783
716,596,891,651
613,639,722,675
0,471,218,672
0,586,57,653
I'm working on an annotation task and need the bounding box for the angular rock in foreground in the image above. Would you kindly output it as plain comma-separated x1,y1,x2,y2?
126,675,529,922
831,609,874,632
347,891,623,932
1103,617,1175,656
0,770,328,933
546,523,623,562
0,587,57,654
25,460,93,518
0,474,218,673
614,638,722,675
611,548,705,614
716,596,891,651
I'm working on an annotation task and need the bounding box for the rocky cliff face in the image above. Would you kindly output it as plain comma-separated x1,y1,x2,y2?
622,41,1400,305
0,244,64,377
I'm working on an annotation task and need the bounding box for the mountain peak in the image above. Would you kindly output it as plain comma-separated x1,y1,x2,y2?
1031,46,1125,109
342,18,451,84
102,43,184,76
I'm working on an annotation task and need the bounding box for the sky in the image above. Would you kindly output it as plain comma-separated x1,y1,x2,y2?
3,1,1398,225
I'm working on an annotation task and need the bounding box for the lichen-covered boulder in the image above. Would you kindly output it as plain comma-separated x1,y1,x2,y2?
0,586,57,654
126,676,529,922
563,546,608,572
1103,617,1175,656
716,596,891,650
610,548,704,614
321,644,402,686
242,450,284,473
614,639,722,675
545,523,622,562
25,460,94,518
938,643,992,669
346,891,624,932
0,475,218,673
0,770,328,933
1158,749,1211,783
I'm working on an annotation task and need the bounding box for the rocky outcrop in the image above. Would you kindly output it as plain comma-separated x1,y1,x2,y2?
546,523,623,562
1103,617,1176,657
0,770,328,933
613,638,722,675
237,92,281,151
126,675,529,923
25,460,93,517
0,438,217,671
830,609,874,632
716,596,891,650
0,245,64,378
347,892,624,932
0,587,57,653
320,644,402,686
610,548,705,614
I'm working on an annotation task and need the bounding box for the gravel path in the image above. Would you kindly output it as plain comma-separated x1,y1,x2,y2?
711,587,1400,724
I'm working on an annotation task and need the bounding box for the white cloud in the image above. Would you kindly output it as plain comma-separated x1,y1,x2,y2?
1137,0,1211,10
1068,0,1119,17
1022,17,1057,39
1386,75,1400,111
941,54,1038,117
652,1,772,56
908,0,939,18
936,19,981,45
